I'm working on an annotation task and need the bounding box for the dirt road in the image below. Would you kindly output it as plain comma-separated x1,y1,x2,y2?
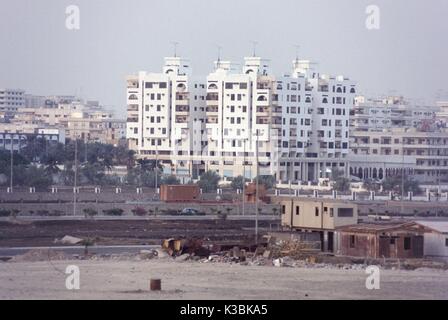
1,259,447,299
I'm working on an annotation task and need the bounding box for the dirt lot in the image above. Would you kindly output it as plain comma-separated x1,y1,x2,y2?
0,219,270,247
1,259,447,300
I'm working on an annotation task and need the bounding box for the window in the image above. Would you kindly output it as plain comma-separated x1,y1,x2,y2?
350,235,355,248
338,208,354,217
404,237,411,250
159,82,167,88
315,207,319,217
445,238,448,247
330,208,334,217
295,206,300,216
281,205,286,215
390,238,396,245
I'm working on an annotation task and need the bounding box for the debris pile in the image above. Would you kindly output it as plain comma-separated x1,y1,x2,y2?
266,237,321,260
161,237,210,258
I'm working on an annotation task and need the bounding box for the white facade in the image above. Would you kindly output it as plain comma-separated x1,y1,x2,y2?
127,57,207,178
127,56,356,182
416,221,448,261
349,128,448,183
0,89,25,115
352,96,438,131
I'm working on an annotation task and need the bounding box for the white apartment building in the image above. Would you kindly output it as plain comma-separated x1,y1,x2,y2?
205,57,276,179
127,56,356,182
276,60,355,182
5,99,125,146
352,96,437,131
126,57,207,179
0,123,65,152
350,127,448,183
0,89,25,116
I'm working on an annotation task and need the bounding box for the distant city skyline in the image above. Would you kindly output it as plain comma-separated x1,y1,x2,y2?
1,0,448,117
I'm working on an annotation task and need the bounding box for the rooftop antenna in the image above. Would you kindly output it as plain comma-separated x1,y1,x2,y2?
294,44,300,62
251,41,258,57
217,45,222,62
171,41,179,57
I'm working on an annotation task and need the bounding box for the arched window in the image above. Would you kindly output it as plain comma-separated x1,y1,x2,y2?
336,87,343,93
257,95,267,101
378,168,384,180
358,167,363,179
208,83,218,90
245,69,254,74
177,83,186,92
277,84,283,90
350,88,356,94
128,94,138,100
165,69,174,74
305,97,311,103
322,97,328,104
372,168,377,179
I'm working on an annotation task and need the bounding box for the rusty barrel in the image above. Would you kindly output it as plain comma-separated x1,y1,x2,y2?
150,279,161,291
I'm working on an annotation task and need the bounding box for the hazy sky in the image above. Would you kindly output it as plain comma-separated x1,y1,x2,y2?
1,0,447,117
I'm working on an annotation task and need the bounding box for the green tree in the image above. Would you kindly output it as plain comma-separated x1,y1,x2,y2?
382,175,421,195
254,175,276,190
161,175,180,185
230,175,245,190
198,170,220,192
331,168,351,192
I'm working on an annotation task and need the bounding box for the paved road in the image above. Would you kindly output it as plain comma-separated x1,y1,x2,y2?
0,245,160,257
0,215,280,222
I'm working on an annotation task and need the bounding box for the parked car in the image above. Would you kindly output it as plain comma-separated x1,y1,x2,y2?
179,208,205,216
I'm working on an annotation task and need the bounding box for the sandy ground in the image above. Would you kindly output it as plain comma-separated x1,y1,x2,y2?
1,259,448,300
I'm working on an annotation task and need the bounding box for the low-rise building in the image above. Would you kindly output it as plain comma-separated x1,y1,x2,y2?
349,127,448,183
336,222,426,259
416,220,448,261
0,123,65,151
273,196,358,251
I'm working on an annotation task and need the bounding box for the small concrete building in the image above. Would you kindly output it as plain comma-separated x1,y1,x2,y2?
415,221,448,261
272,196,358,252
336,222,426,259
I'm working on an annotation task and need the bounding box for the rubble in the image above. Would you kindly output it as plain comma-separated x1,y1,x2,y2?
55,235,83,245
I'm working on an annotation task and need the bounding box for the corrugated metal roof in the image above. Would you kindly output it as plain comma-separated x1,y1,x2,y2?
337,221,420,233
416,221,448,234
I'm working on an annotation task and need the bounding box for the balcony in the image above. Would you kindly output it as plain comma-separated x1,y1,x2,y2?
256,117,270,125
175,116,189,124
175,105,190,114
206,94,219,101
206,116,218,124
206,106,218,113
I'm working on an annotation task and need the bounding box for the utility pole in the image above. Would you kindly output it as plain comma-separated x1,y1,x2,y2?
255,130,259,244
10,134,13,193
73,132,78,216
401,136,405,215
155,141,158,198
242,139,246,216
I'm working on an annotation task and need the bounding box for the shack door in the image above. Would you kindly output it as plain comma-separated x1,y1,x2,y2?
379,236,390,258
412,236,424,258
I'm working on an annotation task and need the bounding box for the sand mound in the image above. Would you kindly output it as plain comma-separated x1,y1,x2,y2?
10,249,69,262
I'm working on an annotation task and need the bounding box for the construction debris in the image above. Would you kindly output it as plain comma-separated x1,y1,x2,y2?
161,238,211,257
55,235,83,245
